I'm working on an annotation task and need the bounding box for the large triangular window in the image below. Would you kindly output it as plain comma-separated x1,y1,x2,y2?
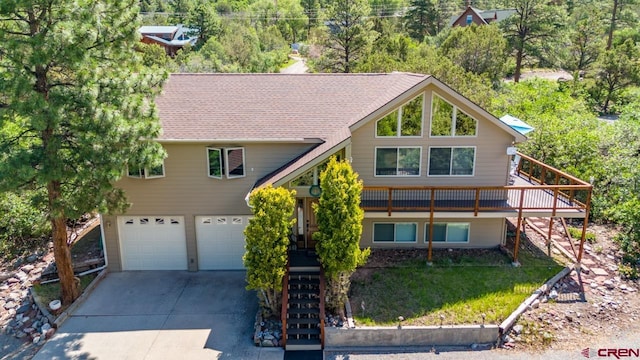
376,94,423,137
430,94,477,137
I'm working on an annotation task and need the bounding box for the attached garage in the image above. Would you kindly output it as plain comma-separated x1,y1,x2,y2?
117,216,188,270
195,215,248,270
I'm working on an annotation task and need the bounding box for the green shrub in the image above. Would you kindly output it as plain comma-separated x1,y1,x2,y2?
618,263,639,280
567,227,596,243
0,191,50,258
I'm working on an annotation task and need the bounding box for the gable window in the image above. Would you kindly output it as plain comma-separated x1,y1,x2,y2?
430,94,477,137
207,147,245,179
466,14,473,25
375,147,421,176
428,147,475,176
426,223,470,243
374,223,417,242
127,161,165,179
376,94,423,137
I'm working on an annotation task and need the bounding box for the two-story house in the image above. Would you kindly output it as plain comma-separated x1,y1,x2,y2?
100,73,591,272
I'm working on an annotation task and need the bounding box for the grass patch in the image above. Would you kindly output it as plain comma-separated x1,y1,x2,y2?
350,248,562,326
33,274,97,312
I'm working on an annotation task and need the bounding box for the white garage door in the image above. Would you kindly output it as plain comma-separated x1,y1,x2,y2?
118,216,188,270
196,215,248,270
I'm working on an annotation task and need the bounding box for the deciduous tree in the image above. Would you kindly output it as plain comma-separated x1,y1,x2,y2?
243,186,296,317
313,157,369,316
0,0,166,305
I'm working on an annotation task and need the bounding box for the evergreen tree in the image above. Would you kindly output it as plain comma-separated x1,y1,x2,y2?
0,0,166,304
439,24,508,83
404,0,438,40
243,186,296,317
318,0,374,73
501,0,566,82
313,157,369,315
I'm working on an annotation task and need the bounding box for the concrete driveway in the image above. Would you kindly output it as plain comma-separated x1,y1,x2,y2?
33,271,284,360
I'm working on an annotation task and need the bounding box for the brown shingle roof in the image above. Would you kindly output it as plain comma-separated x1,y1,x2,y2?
156,73,429,141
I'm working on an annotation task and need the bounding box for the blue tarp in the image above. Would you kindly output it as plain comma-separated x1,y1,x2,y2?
500,114,534,135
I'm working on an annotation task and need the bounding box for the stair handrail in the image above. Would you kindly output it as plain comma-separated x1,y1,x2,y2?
281,256,290,348
319,267,326,349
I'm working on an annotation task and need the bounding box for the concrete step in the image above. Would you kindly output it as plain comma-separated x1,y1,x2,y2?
285,339,322,351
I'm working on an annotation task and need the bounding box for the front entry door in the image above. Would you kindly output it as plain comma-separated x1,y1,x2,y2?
304,198,319,249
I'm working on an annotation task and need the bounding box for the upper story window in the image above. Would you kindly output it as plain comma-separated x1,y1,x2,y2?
375,147,421,177
127,161,165,179
428,147,475,176
207,147,245,179
430,94,477,137
466,15,473,25
376,94,424,137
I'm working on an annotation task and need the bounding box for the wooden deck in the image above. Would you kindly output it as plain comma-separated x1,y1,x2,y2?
361,153,592,217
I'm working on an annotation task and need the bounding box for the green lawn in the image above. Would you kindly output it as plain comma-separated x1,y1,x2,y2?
349,248,563,326
33,274,97,312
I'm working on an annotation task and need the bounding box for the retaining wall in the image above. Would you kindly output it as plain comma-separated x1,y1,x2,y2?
324,325,499,349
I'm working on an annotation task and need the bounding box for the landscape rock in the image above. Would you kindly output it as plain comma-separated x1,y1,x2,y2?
0,272,12,282
14,271,28,282
513,324,524,335
603,280,615,290
26,254,38,263
549,290,558,300
16,303,31,314
21,265,35,273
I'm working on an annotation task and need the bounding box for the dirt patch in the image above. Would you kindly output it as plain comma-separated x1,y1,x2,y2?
503,219,640,351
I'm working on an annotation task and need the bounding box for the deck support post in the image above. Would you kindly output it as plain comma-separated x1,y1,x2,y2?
427,189,435,264
513,189,526,264
577,189,592,263
546,217,554,256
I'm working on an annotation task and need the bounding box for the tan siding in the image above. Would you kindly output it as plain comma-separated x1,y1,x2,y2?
105,142,313,271
361,217,505,248
351,85,513,187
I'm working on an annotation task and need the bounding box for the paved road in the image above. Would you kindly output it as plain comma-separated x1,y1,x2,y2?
280,56,308,74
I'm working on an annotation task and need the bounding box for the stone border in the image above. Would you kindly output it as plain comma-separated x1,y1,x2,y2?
31,268,108,328
499,265,573,336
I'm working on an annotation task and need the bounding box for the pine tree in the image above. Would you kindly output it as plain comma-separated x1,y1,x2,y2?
0,0,166,305
318,0,374,73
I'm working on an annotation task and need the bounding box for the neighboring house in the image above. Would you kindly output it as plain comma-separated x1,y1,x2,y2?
450,6,516,27
100,73,591,272
138,25,197,56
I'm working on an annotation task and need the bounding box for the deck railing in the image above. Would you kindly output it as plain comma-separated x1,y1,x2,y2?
361,152,592,216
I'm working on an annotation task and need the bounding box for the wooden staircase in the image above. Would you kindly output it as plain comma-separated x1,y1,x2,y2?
282,251,324,351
